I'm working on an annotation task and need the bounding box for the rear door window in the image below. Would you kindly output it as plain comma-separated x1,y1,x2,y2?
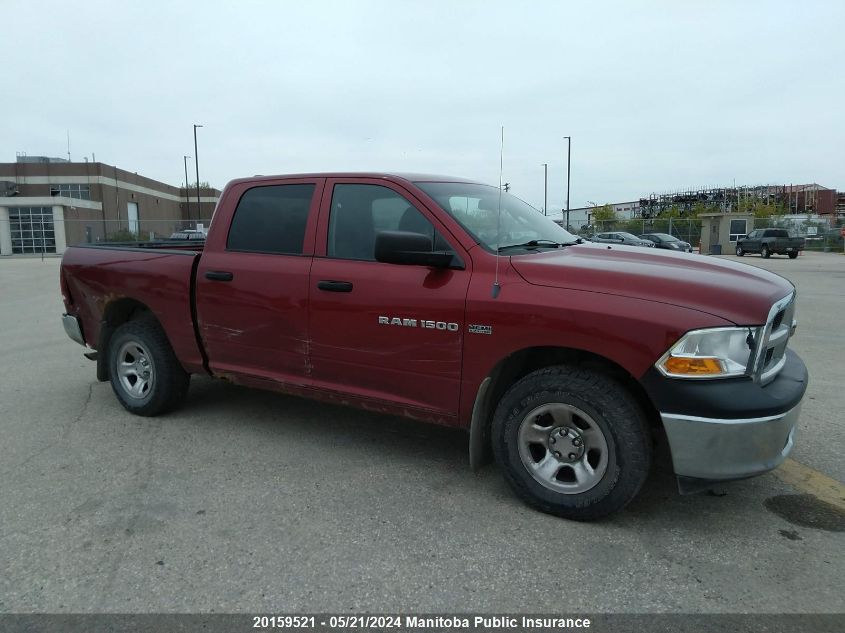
227,184,315,254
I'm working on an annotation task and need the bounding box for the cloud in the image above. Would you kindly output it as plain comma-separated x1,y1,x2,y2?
2,0,842,209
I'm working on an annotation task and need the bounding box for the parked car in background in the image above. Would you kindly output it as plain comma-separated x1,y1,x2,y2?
591,231,654,247
639,233,693,253
168,229,207,241
735,229,804,259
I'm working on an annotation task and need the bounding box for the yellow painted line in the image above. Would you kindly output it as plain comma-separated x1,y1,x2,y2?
772,458,845,512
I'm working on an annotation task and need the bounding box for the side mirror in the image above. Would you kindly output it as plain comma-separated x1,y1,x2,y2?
374,231,454,268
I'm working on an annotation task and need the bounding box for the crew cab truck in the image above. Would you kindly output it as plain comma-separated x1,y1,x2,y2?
735,228,805,259
60,173,808,520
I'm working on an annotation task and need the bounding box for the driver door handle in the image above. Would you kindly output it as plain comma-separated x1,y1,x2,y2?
317,280,353,293
205,270,234,281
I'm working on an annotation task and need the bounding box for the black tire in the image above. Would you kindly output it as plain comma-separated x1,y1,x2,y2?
761,245,771,258
736,245,744,256
492,365,651,521
788,251,798,259
108,317,190,416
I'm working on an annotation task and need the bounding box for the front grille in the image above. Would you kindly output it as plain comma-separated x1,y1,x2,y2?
753,293,795,385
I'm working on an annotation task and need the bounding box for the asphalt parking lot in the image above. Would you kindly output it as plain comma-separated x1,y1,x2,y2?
0,252,843,614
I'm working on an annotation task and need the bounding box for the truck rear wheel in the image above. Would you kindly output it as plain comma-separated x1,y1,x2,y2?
492,365,651,521
108,318,190,416
789,251,798,259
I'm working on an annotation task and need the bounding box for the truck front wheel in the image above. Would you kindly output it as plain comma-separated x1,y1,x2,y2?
492,365,651,520
761,245,771,258
108,318,190,416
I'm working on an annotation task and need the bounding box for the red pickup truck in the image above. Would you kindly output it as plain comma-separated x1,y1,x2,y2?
60,173,808,520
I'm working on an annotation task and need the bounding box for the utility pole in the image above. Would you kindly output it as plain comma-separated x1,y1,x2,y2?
183,155,192,223
542,163,548,216
193,124,203,221
564,136,571,230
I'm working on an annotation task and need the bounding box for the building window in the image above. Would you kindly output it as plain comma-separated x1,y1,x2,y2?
9,207,56,254
49,183,91,200
729,219,748,242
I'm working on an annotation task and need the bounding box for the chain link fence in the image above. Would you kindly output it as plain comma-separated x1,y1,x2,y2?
2,214,843,256
0,217,212,256
90,218,213,244
754,216,844,252
579,218,702,247
580,216,844,253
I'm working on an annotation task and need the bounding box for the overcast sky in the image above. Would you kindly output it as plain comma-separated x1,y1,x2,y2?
2,0,842,217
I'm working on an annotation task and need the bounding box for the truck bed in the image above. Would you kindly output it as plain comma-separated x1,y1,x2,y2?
61,244,207,374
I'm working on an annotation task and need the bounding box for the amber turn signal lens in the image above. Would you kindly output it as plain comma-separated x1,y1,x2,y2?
662,356,723,376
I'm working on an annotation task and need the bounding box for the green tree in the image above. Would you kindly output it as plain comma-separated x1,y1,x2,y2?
750,200,788,219
591,204,617,223
690,202,713,218
622,219,645,235
659,204,682,219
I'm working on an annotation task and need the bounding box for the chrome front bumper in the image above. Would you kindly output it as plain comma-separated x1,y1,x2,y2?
62,313,86,347
661,404,800,481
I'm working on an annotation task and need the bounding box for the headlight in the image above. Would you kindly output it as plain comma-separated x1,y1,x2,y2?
656,326,760,379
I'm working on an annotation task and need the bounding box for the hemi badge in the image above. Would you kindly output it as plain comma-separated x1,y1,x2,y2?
468,324,492,335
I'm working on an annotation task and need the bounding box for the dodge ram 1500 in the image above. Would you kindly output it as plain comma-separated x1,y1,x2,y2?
60,173,808,520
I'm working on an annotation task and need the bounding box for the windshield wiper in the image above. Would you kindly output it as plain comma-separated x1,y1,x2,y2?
497,239,578,253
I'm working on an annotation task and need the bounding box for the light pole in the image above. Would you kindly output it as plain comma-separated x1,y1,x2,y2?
564,136,571,230
183,155,191,222
542,163,548,216
193,124,203,221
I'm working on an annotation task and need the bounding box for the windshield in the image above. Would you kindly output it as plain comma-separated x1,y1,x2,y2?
416,182,577,252
651,233,678,241
618,232,641,241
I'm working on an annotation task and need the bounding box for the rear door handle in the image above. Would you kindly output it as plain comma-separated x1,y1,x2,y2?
317,280,353,292
205,270,234,281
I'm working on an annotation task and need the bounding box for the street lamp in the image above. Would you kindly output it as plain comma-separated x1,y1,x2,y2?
564,136,571,230
183,155,191,222
542,163,548,216
193,124,203,221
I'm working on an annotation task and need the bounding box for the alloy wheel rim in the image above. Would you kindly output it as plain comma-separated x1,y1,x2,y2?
517,403,609,494
116,340,155,400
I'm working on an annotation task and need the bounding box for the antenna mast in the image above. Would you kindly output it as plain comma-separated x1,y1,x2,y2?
492,126,504,298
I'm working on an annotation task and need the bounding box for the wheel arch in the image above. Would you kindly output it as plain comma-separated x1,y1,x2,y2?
469,345,660,470
96,297,161,381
